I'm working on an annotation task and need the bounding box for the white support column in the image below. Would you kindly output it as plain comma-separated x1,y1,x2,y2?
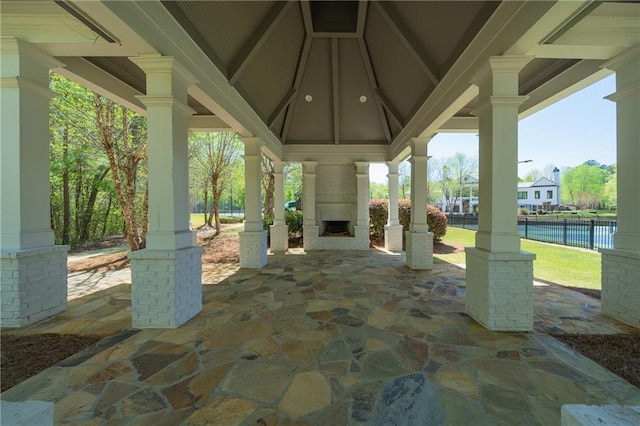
128,55,202,328
302,161,319,250
405,138,433,270
0,39,69,328
465,56,536,332
385,161,403,252
239,137,268,267
601,45,640,328
354,162,371,248
270,160,288,252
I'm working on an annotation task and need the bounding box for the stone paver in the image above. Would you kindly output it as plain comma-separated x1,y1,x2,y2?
1,249,639,425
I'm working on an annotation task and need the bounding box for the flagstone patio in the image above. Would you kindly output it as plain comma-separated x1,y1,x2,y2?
2,249,639,425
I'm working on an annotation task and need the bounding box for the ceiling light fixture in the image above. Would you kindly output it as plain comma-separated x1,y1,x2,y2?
359,96,367,103
305,95,313,102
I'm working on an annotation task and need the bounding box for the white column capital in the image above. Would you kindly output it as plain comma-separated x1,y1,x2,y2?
241,137,264,156
408,137,431,156
354,161,369,174
135,96,196,116
303,161,318,174
470,55,533,96
129,54,198,85
386,161,400,174
0,38,63,71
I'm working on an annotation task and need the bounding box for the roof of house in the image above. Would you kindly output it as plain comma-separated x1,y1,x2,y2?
518,177,558,189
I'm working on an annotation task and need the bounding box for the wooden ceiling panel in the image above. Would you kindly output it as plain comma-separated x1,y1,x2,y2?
365,4,431,122
287,39,334,142
338,39,387,143
235,5,305,123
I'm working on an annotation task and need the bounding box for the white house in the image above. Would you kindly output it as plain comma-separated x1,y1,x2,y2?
518,168,561,211
438,167,560,213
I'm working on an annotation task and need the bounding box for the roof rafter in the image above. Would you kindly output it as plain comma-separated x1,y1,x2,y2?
228,0,294,86
374,88,404,129
268,88,297,127
373,1,440,86
356,0,369,37
282,36,313,142
357,38,392,143
300,0,313,36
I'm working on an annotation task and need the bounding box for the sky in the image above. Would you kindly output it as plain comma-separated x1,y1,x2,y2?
370,74,617,183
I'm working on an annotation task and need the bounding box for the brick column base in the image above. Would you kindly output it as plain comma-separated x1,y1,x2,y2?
239,230,267,268
465,247,535,331
303,225,319,251
128,246,203,328
269,224,288,253
405,231,433,270
384,225,404,252
1,246,69,327
601,248,640,328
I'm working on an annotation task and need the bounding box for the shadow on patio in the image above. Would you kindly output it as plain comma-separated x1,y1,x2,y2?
2,249,639,424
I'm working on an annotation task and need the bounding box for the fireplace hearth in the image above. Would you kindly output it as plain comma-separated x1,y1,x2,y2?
323,221,350,236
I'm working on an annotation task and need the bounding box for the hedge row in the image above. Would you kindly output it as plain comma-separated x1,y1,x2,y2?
264,200,447,243
369,198,447,242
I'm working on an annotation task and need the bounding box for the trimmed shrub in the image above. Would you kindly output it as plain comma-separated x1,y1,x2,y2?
369,199,447,243
286,210,304,241
369,198,389,240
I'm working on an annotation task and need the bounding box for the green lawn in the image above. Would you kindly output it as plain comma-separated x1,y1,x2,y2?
436,227,602,289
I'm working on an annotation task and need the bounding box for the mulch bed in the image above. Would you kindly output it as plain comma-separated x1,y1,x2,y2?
1,334,101,392
551,333,640,388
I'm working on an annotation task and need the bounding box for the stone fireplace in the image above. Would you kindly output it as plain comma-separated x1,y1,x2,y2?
303,162,370,250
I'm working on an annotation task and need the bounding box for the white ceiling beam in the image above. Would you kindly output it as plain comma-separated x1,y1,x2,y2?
373,1,439,86
519,61,612,119
374,88,403,129
505,1,590,56
283,144,390,163
356,0,369,37
282,36,313,142
527,45,631,60
187,85,251,137
438,117,479,133
188,115,232,132
357,38,391,143
54,57,145,114
332,38,340,145
228,0,294,86
268,88,297,127
300,1,313,36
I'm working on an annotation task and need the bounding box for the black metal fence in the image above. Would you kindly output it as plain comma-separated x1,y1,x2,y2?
446,214,616,250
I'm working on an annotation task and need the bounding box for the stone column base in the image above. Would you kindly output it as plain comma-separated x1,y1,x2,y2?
239,230,268,268
601,248,640,328
465,247,536,331
269,224,288,253
303,225,319,251
1,245,69,328
128,246,203,328
385,225,404,252
405,231,433,270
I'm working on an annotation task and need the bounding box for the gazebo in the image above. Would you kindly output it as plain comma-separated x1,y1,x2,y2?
1,1,638,332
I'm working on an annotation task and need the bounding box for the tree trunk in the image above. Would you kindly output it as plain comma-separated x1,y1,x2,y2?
213,189,221,236
101,194,112,238
202,186,209,228
78,167,109,243
62,127,70,245
207,177,215,228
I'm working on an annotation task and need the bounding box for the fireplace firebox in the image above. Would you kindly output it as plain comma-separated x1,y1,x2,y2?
323,221,350,236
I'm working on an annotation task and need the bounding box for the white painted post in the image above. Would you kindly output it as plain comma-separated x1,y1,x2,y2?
0,38,68,327
405,138,433,269
239,137,268,267
302,161,319,250
465,56,536,332
270,159,288,252
385,161,403,252
601,45,640,328
128,55,203,328
354,162,371,249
